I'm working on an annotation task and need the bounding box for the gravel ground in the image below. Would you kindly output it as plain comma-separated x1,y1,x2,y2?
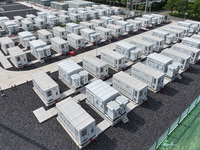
0,62,200,150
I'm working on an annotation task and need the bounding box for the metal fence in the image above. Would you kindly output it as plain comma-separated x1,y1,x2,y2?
149,95,200,150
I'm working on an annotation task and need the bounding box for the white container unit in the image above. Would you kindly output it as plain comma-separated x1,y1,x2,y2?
21,19,34,31
59,10,68,16
68,8,77,14
101,49,126,70
35,18,47,29
172,43,200,64
152,30,175,44
8,46,28,68
95,9,106,17
126,19,142,31
90,20,104,28
69,13,80,23
56,97,96,147
0,16,9,28
181,37,200,49
59,14,70,24
151,14,165,24
135,17,150,28
85,6,93,11
0,37,14,54
37,12,47,21
58,60,88,89
37,29,53,44
115,21,134,33
26,14,36,24
78,11,90,21
18,31,36,48
185,20,200,32
87,10,99,19
162,28,183,41
103,7,113,16
3,21,19,34
131,62,165,92
83,55,109,79
161,48,191,71
191,34,200,41
131,39,153,55
80,22,94,29
47,15,59,26
51,37,69,54
177,21,197,33
14,16,24,26
100,16,115,27
107,24,123,38
29,40,51,60
50,11,59,17
95,27,112,41
92,5,100,10
67,33,85,50
113,71,148,104
66,23,82,35
32,72,60,106
111,7,121,15
142,14,157,25
170,25,189,37
80,29,100,44
110,15,124,23
142,35,165,52
52,27,67,40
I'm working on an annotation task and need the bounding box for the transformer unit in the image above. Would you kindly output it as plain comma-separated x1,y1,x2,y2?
37,12,47,21
80,22,94,29
151,14,165,24
8,46,28,68
14,16,24,26
51,37,69,54
90,20,104,28
29,40,51,60
110,15,124,23
95,27,112,41
21,19,34,31
131,39,153,55
142,35,165,52
69,13,80,23
100,16,115,27
58,60,88,89
152,29,175,44
59,14,70,24
53,26,67,39
181,37,200,49
50,2,68,10
113,71,148,105
47,15,59,26
161,48,191,71
101,49,126,70
80,29,100,44
66,23,82,35
56,97,96,147
131,62,165,92
32,72,60,106
95,9,106,17
37,29,53,44
78,11,90,21
177,21,197,33
115,21,134,33
172,43,200,64
83,55,109,79
18,31,36,48
26,14,36,24
35,18,47,29
126,19,142,31
142,14,157,25
135,17,150,28
3,21,19,35
0,37,14,54
170,25,189,37
106,24,123,38
67,33,85,50
163,28,183,41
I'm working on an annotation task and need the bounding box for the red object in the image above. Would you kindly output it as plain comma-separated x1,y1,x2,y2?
49,56,52,60
160,87,164,90
70,51,75,56
93,43,96,46
61,53,63,56
15,67,18,70
14,85,17,89
11,86,14,90
90,138,98,144
187,67,190,71
122,67,126,71
58,74,59,78
26,80,29,85
104,76,110,80
30,6,33,8
143,99,148,103
27,47,30,50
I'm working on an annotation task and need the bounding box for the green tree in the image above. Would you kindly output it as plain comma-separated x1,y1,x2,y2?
174,0,188,14
191,0,200,18
164,0,177,12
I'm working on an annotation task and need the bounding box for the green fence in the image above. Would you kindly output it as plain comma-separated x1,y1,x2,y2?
149,95,200,150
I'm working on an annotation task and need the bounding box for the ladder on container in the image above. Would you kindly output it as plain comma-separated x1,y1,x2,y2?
121,115,129,124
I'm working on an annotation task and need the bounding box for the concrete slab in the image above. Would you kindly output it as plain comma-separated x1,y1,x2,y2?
60,89,74,99
104,78,112,85
164,78,171,86
126,102,137,113
96,120,112,136
72,93,86,102
0,51,13,69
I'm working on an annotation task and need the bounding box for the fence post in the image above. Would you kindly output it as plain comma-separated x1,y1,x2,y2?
187,105,191,114
167,125,171,135
155,140,159,150
178,114,182,124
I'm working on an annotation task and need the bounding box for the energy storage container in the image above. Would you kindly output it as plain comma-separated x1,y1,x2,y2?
14,16,24,26
115,21,134,33
37,29,53,44
90,20,104,28
18,31,36,48
162,28,183,41
83,55,109,79
87,10,99,19
126,19,142,31
37,12,47,21
68,8,77,14
59,10,68,16
29,40,51,59
80,28,100,44
64,0,94,8
59,14,70,24
106,24,123,38
35,18,47,29
66,23,82,35
95,9,106,17
191,34,200,41
172,43,200,64
26,14,36,24
116,41,135,58
111,7,121,15
85,6,93,11
0,37,14,54
110,15,124,23
51,37,69,54
50,11,60,17
80,22,94,29
131,39,153,55
78,11,90,21
142,14,157,25
142,35,165,52
101,49,126,70
52,26,67,39
100,16,115,27
135,17,150,28
181,37,200,49
32,71,60,106
103,7,114,16
95,27,112,41
0,16,9,27
56,97,96,146
50,2,68,10
58,60,88,89
113,71,148,104
67,33,85,50
177,21,197,33
151,14,165,24
131,62,165,92
92,5,100,10
161,48,191,71
8,46,28,68
21,19,34,31
170,25,189,37
69,13,80,23
3,21,19,34
185,20,200,32
47,15,59,26
152,29,175,44
100,4,109,9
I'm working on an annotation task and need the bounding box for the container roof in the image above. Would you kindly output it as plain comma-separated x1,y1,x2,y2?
116,41,136,49
107,101,120,111
57,60,82,74
147,53,172,64
182,37,200,44
107,24,122,29
83,55,108,68
0,37,13,44
172,43,200,53
29,40,46,47
67,33,83,40
101,49,125,59
51,37,67,45
162,48,191,60
95,27,111,32
8,46,25,57
18,31,33,37
53,26,66,32
22,19,32,24
37,29,52,36
143,35,164,42
131,39,153,47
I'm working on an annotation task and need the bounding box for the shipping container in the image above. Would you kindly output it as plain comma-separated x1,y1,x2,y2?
0,37,14,54
106,24,123,38
66,23,81,35
85,6,93,11
32,71,60,106
131,62,165,92
69,13,80,23
3,21,19,35
8,46,28,68
151,14,165,24
135,17,150,28
37,12,47,21
67,33,85,50
113,71,148,104
152,29,175,44
51,37,69,54
177,21,197,33
95,27,112,41
47,15,59,26
80,22,94,29
181,37,200,49
131,39,153,55
64,0,94,8
115,21,134,33
103,7,114,16
83,55,109,79
37,29,53,44
92,5,100,10
35,17,47,29
14,16,24,26
21,19,34,31
78,11,90,21
56,97,96,146
18,31,36,48
100,16,115,27
26,14,36,24
170,25,189,37
80,28,100,44
191,34,200,41
52,26,67,39
126,19,142,31
68,8,77,14
59,14,70,24
162,28,183,41
90,20,104,28
161,48,191,71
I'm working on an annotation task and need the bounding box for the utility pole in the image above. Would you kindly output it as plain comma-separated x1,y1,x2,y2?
144,0,148,15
